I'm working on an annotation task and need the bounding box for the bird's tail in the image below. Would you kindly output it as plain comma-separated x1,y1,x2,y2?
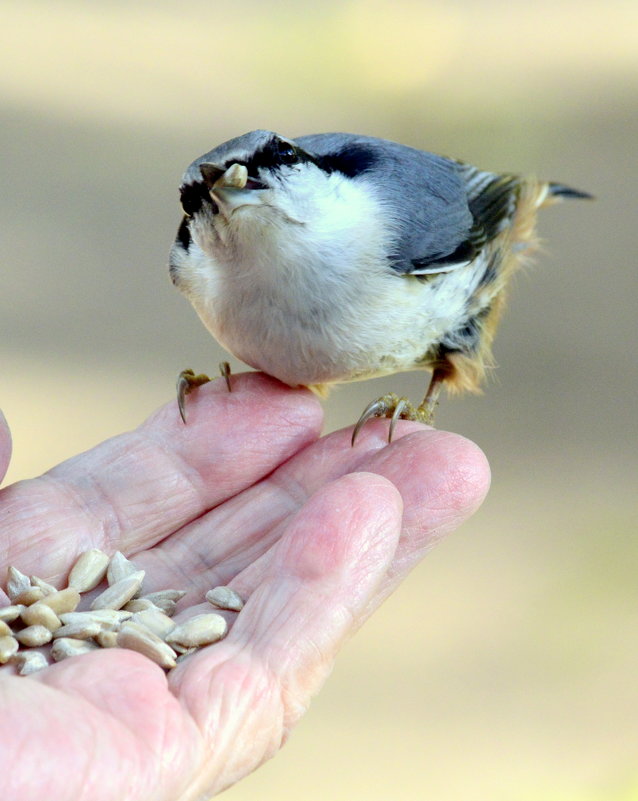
547,182,594,200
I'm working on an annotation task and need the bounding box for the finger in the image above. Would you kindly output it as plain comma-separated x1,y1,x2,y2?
0,374,322,582
135,421,422,594
0,409,12,484
346,428,490,623
229,427,489,600
139,423,488,601
1,650,202,801
169,472,403,798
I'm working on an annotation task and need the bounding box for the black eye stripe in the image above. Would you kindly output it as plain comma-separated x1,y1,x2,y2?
176,216,191,249
220,139,378,180
179,182,218,216
226,137,315,177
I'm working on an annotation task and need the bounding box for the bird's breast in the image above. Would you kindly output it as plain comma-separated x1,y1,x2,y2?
195,261,383,386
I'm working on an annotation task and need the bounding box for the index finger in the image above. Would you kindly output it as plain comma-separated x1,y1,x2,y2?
0,373,323,583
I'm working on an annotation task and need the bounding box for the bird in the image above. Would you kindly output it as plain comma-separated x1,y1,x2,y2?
168,130,590,443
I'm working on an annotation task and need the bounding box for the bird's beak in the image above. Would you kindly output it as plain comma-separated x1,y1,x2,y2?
213,163,249,190
199,162,226,188
200,162,264,217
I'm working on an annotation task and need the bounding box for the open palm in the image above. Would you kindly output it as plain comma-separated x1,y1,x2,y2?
0,373,489,800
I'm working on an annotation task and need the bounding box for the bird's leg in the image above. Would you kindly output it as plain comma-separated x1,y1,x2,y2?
417,366,447,425
176,362,233,424
351,367,448,446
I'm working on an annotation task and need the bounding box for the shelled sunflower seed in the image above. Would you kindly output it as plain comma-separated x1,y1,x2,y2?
90,571,145,611
51,637,99,662
95,630,118,648
67,549,110,592
30,575,58,595
7,566,31,601
13,651,49,675
116,623,177,669
106,551,139,586
166,613,228,648
205,586,244,612
0,605,24,623
13,586,45,606
20,602,62,631
0,635,19,663
16,625,54,647
123,597,162,614
1,551,240,675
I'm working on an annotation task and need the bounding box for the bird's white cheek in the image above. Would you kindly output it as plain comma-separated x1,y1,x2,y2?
171,241,223,309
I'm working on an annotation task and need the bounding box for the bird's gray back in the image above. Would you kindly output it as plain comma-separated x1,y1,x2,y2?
297,133,477,272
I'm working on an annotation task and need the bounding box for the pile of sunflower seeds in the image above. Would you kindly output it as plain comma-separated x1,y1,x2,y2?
0,549,244,675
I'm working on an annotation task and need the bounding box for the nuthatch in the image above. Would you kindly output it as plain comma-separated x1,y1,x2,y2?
169,130,590,442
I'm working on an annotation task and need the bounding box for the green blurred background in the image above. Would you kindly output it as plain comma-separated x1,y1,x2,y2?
1,1,637,798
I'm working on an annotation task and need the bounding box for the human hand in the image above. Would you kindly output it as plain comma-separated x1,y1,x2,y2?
0,373,489,800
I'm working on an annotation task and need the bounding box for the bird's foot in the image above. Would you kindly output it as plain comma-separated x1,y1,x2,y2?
176,362,232,423
351,392,437,446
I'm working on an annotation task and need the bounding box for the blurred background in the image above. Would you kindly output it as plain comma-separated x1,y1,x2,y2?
1,0,637,798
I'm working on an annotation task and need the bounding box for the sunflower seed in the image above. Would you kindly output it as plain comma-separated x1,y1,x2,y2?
39,588,81,615
0,604,24,623
166,613,227,648
90,571,145,611
7,566,31,601
16,625,53,647
12,651,49,675
171,641,196,654
0,635,19,663
59,609,132,628
149,598,176,616
67,548,110,592
145,589,186,603
95,630,118,648
53,620,102,640
13,586,45,606
106,551,139,586
21,602,62,631
130,609,176,639
116,623,177,669
30,575,58,595
123,598,162,614
205,586,244,612
51,637,99,662
0,620,12,637
141,590,187,615
176,648,197,662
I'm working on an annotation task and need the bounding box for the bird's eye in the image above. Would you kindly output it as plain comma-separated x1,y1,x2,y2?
275,141,299,164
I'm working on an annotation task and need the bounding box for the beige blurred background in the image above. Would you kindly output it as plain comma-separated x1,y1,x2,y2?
1,1,637,798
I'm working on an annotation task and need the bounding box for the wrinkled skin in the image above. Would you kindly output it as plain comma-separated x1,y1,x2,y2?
0,374,490,801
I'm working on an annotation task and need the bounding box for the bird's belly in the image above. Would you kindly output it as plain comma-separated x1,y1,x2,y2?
193,270,477,388
201,299,388,386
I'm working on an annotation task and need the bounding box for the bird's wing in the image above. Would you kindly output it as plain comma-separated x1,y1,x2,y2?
410,169,522,275
298,133,524,277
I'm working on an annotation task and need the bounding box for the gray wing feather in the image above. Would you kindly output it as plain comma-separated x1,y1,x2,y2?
298,133,480,274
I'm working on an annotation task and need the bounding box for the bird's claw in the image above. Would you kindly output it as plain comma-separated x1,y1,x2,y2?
351,392,436,446
352,393,414,446
219,361,232,393
176,369,211,423
177,363,234,423
388,397,408,443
